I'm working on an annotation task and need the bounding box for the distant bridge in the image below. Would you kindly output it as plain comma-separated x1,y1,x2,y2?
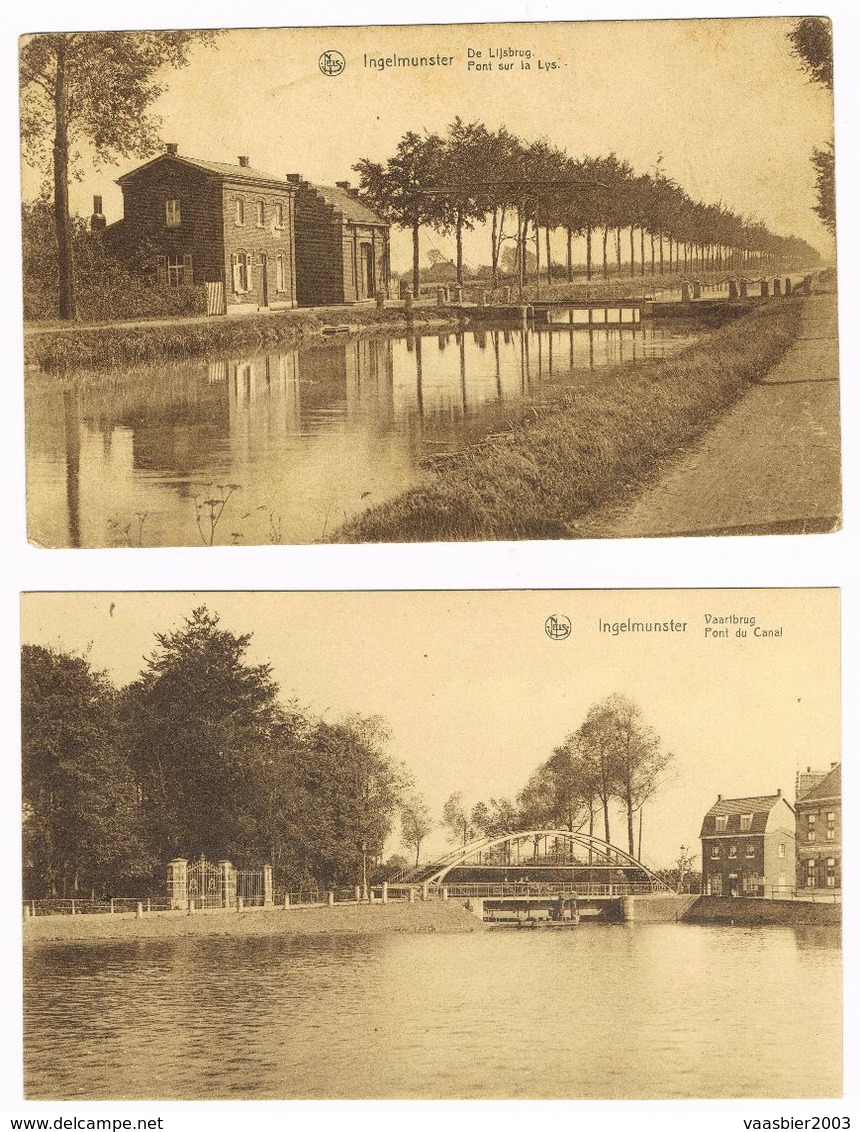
396,828,672,894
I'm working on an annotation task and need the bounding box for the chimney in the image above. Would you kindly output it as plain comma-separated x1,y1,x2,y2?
807,766,811,773
777,788,782,796
238,156,250,168
335,180,351,190
717,794,722,802
90,194,106,232
286,173,302,183
831,761,837,768
165,143,178,156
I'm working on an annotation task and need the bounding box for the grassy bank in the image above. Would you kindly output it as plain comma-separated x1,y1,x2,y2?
683,895,840,927
335,299,804,542
24,305,457,374
23,899,483,944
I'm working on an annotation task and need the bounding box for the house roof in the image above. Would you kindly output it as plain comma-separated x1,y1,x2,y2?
117,154,291,188
797,764,840,804
309,183,387,226
700,794,793,838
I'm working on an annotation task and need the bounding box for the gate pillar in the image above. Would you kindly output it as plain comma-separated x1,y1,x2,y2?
218,860,235,909
263,865,273,907
168,858,188,910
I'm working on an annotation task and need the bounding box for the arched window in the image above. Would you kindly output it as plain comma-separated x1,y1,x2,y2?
235,198,245,226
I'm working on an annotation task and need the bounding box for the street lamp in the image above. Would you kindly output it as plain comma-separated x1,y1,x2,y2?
679,845,688,894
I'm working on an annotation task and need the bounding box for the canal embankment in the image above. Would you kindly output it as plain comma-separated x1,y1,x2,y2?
22,899,485,945
682,895,840,927
335,297,804,542
24,304,460,373
577,289,840,537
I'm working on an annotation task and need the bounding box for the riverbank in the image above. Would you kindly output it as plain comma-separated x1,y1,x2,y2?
683,895,841,927
24,304,458,373
22,899,484,944
335,298,804,542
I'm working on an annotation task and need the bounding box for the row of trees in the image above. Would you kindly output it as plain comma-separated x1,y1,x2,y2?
354,120,819,297
22,608,420,898
440,694,673,861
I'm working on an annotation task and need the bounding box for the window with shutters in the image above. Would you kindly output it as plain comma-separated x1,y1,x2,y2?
745,843,756,859
165,199,181,227
740,814,752,831
715,815,727,832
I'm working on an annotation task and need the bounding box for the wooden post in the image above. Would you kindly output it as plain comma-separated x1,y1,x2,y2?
408,887,416,904
355,885,361,902
168,858,189,911
381,882,389,904
785,278,792,295
263,865,273,908
136,902,143,919
681,280,692,303
728,279,739,300
739,279,748,298
284,892,291,908
327,891,335,906
421,883,429,902
773,278,782,296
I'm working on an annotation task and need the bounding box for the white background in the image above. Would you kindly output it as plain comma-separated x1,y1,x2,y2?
1,1,857,1129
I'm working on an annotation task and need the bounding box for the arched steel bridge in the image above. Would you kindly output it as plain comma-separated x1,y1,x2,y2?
396,828,672,893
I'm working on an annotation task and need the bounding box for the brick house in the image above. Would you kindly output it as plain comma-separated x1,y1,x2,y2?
289,176,390,306
795,764,840,895
109,145,299,311
700,792,796,897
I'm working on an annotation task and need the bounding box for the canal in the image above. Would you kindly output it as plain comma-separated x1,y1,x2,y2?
24,921,840,1099
25,320,695,547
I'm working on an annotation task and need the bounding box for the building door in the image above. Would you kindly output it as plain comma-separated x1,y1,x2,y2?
259,253,269,307
360,244,375,298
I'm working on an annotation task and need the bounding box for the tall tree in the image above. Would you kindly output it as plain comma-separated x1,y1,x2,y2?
122,606,286,863
19,30,220,319
22,644,151,897
787,18,835,236
601,694,673,858
354,130,447,298
441,791,472,846
400,793,434,866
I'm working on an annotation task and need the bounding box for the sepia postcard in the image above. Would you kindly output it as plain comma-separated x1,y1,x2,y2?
21,589,841,1100
19,17,840,548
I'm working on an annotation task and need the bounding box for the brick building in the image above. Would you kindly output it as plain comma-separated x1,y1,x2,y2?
109,146,300,312
104,146,390,313
795,763,841,895
700,791,796,898
289,176,390,306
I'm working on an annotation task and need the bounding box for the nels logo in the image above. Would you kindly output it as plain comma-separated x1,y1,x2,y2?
319,50,346,77
545,615,572,641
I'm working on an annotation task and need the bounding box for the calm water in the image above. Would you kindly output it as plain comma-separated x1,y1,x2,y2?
26,322,695,547
24,923,841,1099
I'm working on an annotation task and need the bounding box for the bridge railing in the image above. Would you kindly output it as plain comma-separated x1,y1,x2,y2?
442,881,664,899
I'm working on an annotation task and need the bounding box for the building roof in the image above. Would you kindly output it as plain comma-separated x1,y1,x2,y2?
117,154,291,188
309,183,387,226
700,793,793,838
797,763,840,804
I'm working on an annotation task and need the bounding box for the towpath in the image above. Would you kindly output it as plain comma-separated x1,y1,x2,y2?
575,290,840,537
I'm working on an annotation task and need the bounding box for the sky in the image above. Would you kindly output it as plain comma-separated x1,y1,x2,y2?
20,589,840,870
18,18,837,272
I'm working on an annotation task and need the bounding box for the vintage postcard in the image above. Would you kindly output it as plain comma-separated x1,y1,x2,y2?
21,589,841,1100
19,18,839,547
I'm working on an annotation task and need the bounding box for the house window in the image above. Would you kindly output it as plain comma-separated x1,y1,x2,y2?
740,814,752,831
256,201,265,227
778,843,786,858
826,859,836,887
806,859,817,887
715,815,727,832
165,253,192,286
710,873,723,896
235,198,245,226
231,252,252,293
826,828,835,841
166,198,181,227
728,845,737,859
275,202,284,229
710,845,720,859
276,253,286,293
745,844,756,859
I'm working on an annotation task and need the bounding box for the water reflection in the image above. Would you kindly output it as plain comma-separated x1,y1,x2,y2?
24,923,840,1099
26,323,695,547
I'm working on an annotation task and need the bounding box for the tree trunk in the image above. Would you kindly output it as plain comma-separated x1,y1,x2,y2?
586,224,593,281
53,36,75,321
615,227,622,275
412,222,420,298
640,227,645,276
456,211,463,287
566,227,573,282
650,233,655,276
629,226,635,276
602,226,609,280
491,208,499,289
545,225,551,287
658,230,664,275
